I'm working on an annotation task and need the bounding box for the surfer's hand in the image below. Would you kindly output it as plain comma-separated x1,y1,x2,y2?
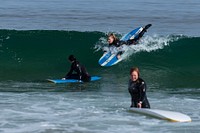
137,102,142,108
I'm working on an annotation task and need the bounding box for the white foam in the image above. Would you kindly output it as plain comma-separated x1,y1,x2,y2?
127,34,174,53
94,35,179,61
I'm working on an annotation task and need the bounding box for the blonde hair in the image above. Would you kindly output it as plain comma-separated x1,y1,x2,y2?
108,33,118,41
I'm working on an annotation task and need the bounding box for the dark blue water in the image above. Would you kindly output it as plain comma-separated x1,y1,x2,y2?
1,0,200,35
0,0,200,133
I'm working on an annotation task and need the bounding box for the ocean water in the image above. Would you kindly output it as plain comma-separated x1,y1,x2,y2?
0,0,200,133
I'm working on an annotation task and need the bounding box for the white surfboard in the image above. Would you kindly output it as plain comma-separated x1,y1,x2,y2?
129,107,192,122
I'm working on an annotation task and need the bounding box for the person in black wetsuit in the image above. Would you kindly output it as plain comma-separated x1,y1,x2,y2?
128,67,150,108
107,24,152,47
62,55,91,82
106,24,152,59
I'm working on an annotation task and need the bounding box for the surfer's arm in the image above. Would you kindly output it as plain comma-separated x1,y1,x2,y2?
64,64,74,78
127,39,137,45
139,81,146,103
117,40,137,46
116,41,126,47
76,64,82,80
65,69,73,78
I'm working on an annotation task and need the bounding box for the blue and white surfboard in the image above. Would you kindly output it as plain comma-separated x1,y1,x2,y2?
98,51,122,67
120,27,143,41
47,76,101,84
98,27,143,67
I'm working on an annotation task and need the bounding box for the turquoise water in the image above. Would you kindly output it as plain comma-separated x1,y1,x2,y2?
0,0,200,132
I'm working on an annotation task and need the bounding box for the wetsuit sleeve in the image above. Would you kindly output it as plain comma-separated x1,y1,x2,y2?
139,81,147,102
76,63,82,80
117,40,137,46
128,80,133,90
116,41,126,47
65,64,74,78
127,39,137,45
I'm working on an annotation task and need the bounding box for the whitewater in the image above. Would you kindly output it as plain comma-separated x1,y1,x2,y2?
0,0,200,133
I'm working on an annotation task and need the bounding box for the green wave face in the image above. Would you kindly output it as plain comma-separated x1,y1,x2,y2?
0,30,104,81
0,30,200,88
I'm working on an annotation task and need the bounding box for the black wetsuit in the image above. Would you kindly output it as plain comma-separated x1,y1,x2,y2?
109,38,136,47
65,61,91,82
128,78,150,108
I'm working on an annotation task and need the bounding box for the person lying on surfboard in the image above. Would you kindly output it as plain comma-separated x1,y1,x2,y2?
105,24,152,59
107,24,152,47
62,55,91,82
128,67,150,108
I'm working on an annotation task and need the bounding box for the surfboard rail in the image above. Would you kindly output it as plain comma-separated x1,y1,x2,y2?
47,76,101,84
129,107,192,122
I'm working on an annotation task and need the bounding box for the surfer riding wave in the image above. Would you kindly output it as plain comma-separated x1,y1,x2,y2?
104,24,152,58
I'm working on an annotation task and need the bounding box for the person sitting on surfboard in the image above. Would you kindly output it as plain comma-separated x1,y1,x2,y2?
107,24,152,47
62,55,91,82
128,67,150,108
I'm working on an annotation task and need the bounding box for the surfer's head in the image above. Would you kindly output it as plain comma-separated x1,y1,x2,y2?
68,55,76,62
107,33,117,44
130,67,140,81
